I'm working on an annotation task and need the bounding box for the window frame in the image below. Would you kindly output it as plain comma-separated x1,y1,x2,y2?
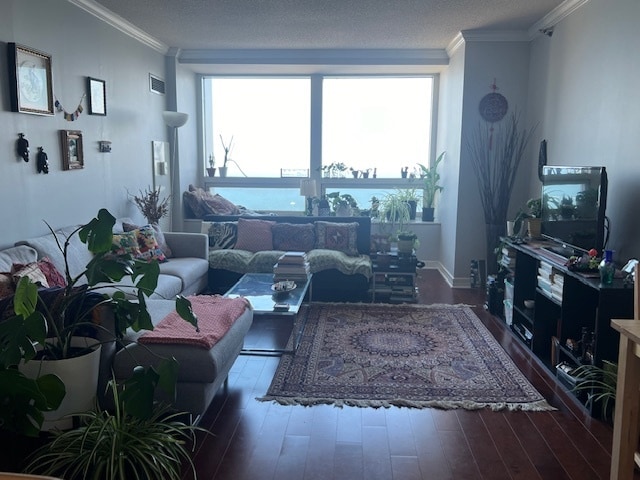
200,72,439,205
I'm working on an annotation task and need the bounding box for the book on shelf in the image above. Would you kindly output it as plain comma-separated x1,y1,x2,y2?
277,252,308,264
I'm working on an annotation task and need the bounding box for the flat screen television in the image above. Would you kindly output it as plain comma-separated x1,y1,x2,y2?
540,165,608,257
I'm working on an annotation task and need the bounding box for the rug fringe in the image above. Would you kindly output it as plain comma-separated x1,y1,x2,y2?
256,396,556,412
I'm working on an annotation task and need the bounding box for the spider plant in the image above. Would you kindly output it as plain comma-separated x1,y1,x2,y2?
25,375,206,480
572,360,617,421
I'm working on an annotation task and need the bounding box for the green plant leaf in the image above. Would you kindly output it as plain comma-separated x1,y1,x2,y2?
78,208,116,254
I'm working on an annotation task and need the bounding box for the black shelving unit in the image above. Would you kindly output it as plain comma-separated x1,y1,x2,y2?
370,253,417,303
501,239,634,414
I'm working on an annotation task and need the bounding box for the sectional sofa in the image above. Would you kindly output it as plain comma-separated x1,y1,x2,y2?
0,218,253,418
202,214,373,302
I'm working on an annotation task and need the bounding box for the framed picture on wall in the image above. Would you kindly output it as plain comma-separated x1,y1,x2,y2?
60,130,84,170
7,43,54,115
87,77,107,115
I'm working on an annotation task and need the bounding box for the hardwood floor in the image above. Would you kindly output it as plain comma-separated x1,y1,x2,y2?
184,269,633,480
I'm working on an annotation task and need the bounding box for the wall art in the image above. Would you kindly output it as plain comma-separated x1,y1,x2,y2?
60,130,84,170
87,77,106,115
7,43,54,115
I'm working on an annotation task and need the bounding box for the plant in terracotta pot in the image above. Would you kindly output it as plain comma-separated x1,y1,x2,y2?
513,197,542,239
417,151,445,222
0,208,197,435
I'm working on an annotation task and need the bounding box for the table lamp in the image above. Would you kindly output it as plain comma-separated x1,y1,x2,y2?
299,179,318,216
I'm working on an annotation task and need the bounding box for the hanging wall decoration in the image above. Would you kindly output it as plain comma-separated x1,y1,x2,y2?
87,77,107,115
7,43,54,116
55,93,85,121
478,79,508,149
37,147,49,174
16,133,30,162
60,130,84,170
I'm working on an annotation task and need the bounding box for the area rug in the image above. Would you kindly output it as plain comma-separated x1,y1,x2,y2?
259,303,555,411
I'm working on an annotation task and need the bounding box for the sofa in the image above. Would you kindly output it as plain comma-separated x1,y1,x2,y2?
0,219,253,418
202,214,373,302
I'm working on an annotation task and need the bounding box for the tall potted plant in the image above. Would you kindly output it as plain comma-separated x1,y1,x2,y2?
0,208,197,434
417,151,445,222
467,112,534,273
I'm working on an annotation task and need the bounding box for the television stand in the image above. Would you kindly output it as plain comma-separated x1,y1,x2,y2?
541,244,578,259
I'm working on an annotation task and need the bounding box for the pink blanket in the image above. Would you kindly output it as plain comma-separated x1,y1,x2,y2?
139,295,250,349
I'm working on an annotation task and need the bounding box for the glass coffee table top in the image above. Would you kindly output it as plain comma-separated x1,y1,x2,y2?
224,273,311,315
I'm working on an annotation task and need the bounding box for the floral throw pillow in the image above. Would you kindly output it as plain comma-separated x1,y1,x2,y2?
112,231,143,258
315,221,359,256
132,226,167,263
123,222,173,258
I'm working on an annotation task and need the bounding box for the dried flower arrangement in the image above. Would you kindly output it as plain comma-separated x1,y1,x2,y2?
132,186,170,224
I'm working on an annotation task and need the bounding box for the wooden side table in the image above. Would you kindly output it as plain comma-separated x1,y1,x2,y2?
609,265,640,480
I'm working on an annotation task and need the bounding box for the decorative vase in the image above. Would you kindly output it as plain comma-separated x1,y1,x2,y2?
397,239,414,254
218,166,228,178
422,207,434,222
206,167,216,177
527,218,542,239
19,336,102,431
599,249,615,285
407,200,417,220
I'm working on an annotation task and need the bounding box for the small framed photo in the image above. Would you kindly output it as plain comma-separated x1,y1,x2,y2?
60,130,84,170
87,77,107,115
7,43,54,115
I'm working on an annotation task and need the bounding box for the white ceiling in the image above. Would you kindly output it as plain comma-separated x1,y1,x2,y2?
87,0,568,52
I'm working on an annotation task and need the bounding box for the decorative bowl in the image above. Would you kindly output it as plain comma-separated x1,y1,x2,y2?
271,281,296,293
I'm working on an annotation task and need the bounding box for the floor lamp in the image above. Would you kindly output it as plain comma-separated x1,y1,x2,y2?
163,111,188,231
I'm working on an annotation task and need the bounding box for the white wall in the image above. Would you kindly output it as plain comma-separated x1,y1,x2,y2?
526,0,640,263
0,0,170,247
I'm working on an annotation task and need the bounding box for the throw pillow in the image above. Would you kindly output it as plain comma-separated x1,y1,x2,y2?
123,222,173,258
315,221,359,256
12,262,50,288
183,185,240,217
131,226,167,263
11,258,67,288
201,221,238,249
272,223,315,252
234,218,275,252
0,273,14,300
112,231,143,258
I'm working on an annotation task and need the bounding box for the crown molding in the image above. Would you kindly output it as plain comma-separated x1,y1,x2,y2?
67,0,168,54
178,48,449,66
528,0,590,39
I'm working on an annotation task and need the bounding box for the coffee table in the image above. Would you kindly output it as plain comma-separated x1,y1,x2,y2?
224,273,312,354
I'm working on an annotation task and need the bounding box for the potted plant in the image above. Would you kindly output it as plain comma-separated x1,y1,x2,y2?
0,208,197,434
379,193,411,238
218,135,233,177
326,192,358,216
396,188,421,220
396,231,419,254
206,154,216,177
513,197,542,239
130,186,170,225
417,151,445,222
25,376,205,480
319,162,348,178
572,360,618,422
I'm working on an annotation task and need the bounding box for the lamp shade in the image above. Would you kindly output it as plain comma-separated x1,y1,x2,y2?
299,179,318,197
162,111,189,128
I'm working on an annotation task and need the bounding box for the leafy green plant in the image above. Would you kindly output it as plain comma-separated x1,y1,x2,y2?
513,197,542,236
25,376,206,480
379,193,411,237
0,208,197,435
572,360,618,421
417,151,445,209
326,192,358,214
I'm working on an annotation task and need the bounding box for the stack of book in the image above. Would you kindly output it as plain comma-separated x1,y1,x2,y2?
551,271,564,302
273,252,310,282
537,261,553,295
500,246,517,270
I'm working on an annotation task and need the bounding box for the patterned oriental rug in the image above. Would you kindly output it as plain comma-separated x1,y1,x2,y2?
259,303,555,411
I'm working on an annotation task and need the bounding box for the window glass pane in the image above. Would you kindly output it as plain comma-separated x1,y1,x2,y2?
209,78,310,177
211,187,303,212
322,77,432,179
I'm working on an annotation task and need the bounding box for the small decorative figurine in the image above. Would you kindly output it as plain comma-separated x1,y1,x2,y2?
37,147,49,174
17,133,29,162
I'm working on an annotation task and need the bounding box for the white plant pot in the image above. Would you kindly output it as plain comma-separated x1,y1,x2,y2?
218,166,228,178
19,336,102,431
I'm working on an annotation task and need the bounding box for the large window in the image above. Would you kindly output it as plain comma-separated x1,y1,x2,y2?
322,77,432,178
202,74,436,212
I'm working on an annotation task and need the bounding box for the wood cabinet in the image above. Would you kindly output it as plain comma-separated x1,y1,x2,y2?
503,240,634,411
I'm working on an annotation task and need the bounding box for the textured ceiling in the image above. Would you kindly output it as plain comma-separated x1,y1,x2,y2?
92,0,564,50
